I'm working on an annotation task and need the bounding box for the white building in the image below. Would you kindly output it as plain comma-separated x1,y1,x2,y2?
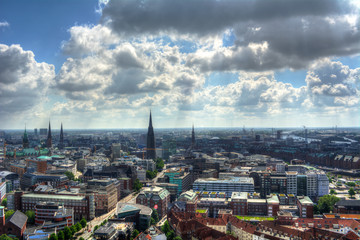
286,171,297,195
137,167,146,181
306,172,318,198
317,172,329,196
193,177,254,197
0,182,6,201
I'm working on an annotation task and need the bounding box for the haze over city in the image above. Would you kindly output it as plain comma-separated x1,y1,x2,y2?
0,0,359,129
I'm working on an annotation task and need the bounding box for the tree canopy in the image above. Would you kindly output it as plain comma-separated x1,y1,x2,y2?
317,195,340,213
134,178,143,191
155,158,164,170
5,210,14,220
25,210,35,224
64,171,75,181
349,188,356,197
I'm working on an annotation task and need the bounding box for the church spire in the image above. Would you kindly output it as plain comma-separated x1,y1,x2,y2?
46,121,52,148
59,122,64,150
23,124,29,148
146,111,156,159
191,124,195,148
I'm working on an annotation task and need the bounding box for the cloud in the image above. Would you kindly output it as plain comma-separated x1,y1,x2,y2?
101,0,351,36
0,44,55,115
0,21,9,28
306,59,360,107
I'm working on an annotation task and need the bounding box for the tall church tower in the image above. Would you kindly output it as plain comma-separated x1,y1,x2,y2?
46,121,52,148
22,125,29,148
146,111,156,159
191,124,195,148
59,123,64,149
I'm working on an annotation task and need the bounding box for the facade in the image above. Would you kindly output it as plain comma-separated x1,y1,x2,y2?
116,203,152,230
20,193,94,220
297,196,314,218
286,171,297,195
136,186,170,218
164,169,193,196
25,158,48,173
20,172,68,190
297,175,307,196
35,202,73,230
0,207,28,239
306,171,317,198
112,143,122,160
229,192,248,216
82,179,118,216
0,182,6,202
317,172,329,197
193,177,254,198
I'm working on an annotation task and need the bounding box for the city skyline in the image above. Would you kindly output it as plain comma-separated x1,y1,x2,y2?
1,0,360,129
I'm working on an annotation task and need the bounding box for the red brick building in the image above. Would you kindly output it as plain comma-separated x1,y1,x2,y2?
136,186,170,218
0,206,27,239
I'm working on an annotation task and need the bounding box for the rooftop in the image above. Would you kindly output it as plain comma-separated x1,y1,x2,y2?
194,177,254,184
23,193,85,201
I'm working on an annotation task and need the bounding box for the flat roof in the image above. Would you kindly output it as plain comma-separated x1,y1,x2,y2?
22,193,85,201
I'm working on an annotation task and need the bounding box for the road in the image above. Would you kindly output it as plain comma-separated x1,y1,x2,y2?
78,192,138,240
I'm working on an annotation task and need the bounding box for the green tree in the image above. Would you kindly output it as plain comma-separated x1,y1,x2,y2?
94,225,99,231
0,234,14,240
151,208,159,223
25,210,35,224
75,222,82,232
63,227,72,240
330,189,336,195
57,231,64,240
80,218,87,228
349,188,356,197
318,195,340,213
173,236,182,240
133,178,143,192
146,170,158,180
5,210,14,220
49,233,58,240
166,230,175,240
79,238,85,240
155,158,164,170
313,205,320,214
161,220,170,234
131,229,140,240
64,171,75,181
1,198,7,207
346,182,356,187
70,225,77,234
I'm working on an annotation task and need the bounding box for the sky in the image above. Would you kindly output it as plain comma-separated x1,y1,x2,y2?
0,0,359,130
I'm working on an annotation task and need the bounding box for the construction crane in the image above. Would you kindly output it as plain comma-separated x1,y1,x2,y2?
142,148,167,160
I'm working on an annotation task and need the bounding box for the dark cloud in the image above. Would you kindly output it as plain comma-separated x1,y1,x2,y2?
101,0,351,36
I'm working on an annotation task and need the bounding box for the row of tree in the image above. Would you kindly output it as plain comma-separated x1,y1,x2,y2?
49,218,87,240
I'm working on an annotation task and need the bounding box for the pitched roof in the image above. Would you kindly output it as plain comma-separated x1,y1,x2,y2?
8,210,28,230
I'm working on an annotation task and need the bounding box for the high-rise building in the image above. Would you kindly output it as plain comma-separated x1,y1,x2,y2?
146,111,156,159
317,172,329,197
286,172,297,195
297,175,307,196
46,121,52,148
306,172,317,198
59,123,64,150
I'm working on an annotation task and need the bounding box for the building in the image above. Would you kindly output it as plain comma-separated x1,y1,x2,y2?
176,190,198,214
20,172,68,190
317,171,329,197
164,169,193,196
193,177,254,198
116,203,152,230
0,206,28,239
297,196,314,218
0,182,6,202
146,111,156,160
26,157,48,173
297,174,307,196
229,192,248,216
334,200,360,214
94,222,132,240
112,143,122,160
46,121,52,148
286,171,297,195
81,179,118,216
136,186,170,218
118,177,133,198
197,197,228,218
306,171,317,198
23,128,29,148
59,123,64,150
35,202,73,230
18,193,95,220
